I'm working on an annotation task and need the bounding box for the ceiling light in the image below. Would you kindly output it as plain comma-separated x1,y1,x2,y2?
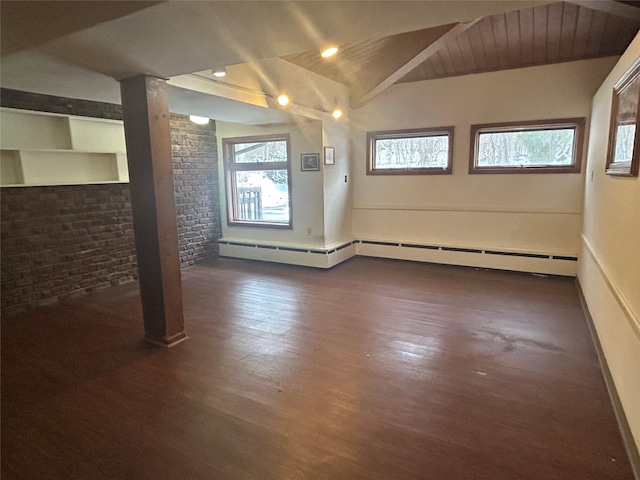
212,69,226,78
330,98,343,120
277,94,290,106
321,46,339,58
189,115,210,125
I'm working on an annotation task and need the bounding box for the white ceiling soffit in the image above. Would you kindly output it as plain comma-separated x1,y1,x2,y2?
167,84,298,126
0,51,123,104
0,52,298,126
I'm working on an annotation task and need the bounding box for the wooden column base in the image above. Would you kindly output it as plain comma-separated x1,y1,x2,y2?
144,331,189,348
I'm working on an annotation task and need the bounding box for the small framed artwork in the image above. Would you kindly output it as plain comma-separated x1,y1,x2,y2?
301,153,320,171
606,57,640,176
324,146,335,165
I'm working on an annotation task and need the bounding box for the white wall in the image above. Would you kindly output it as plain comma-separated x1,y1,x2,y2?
350,57,618,264
216,119,325,247
211,57,354,254
322,119,353,247
579,34,640,454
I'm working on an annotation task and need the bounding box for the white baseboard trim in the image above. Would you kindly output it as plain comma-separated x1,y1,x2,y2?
219,238,577,275
576,279,640,480
219,239,357,269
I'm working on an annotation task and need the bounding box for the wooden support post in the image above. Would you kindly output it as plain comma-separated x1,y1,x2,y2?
119,75,186,347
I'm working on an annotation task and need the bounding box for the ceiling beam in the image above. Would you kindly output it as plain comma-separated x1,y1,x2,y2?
351,20,480,109
1,1,165,57
565,1,640,21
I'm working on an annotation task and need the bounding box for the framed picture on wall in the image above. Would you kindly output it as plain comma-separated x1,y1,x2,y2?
324,146,335,165
606,57,640,176
301,153,320,171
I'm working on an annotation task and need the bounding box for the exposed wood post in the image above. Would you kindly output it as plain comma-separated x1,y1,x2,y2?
119,75,186,347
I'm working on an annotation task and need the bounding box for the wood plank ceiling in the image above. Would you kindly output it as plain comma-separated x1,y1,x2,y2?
401,1,639,83
282,2,640,101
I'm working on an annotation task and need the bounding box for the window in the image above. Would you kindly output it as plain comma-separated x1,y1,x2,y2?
606,57,640,176
469,118,585,174
367,127,454,175
223,134,292,228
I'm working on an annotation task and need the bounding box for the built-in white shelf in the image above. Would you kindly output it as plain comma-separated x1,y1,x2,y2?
1,150,24,186
0,108,129,187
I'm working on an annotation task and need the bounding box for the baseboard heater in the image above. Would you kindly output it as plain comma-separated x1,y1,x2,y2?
221,240,359,255
219,239,359,269
357,240,577,262
219,239,577,275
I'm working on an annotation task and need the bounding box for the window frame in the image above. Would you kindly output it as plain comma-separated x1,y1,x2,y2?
366,126,454,176
605,57,640,177
468,118,585,174
222,133,292,229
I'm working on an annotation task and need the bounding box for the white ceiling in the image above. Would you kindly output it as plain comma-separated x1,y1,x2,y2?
1,1,546,125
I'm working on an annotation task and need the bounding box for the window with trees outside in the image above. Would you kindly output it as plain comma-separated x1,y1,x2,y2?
367,127,454,175
223,134,292,228
469,118,585,174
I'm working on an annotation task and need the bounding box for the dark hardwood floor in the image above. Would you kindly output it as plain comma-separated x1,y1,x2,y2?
1,257,634,479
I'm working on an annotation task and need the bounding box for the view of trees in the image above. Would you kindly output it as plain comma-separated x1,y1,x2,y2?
230,139,290,223
233,140,288,186
614,124,636,163
374,135,449,169
234,140,287,163
477,128,575,166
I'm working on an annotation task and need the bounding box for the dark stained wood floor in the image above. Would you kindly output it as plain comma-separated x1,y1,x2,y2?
1,257,634,479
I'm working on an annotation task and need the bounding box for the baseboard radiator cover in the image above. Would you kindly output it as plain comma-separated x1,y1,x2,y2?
356,240,577,276
219,238,577,275
218,240,357,269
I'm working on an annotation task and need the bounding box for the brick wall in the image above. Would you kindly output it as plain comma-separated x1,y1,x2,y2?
1,90,220,316
171,113,222,267
1,88,122,119
1,185,136,315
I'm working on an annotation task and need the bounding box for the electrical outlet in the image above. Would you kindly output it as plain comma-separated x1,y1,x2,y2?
307,228,312,236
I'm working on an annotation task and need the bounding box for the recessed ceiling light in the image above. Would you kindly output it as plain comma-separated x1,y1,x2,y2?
189,115,210,125
321,46,339,58
212,70,226,78
331,107,343,120
277,94,290,106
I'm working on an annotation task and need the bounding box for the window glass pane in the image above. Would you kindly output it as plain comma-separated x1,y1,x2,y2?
374,134,449,169
477,128,575,167
234,170,289,224
233,140,287,163
614,123,636,163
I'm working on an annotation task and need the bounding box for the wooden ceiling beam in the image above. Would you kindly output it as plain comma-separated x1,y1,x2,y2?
1,1,165,57
565,1,640,21
351,20,480,109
